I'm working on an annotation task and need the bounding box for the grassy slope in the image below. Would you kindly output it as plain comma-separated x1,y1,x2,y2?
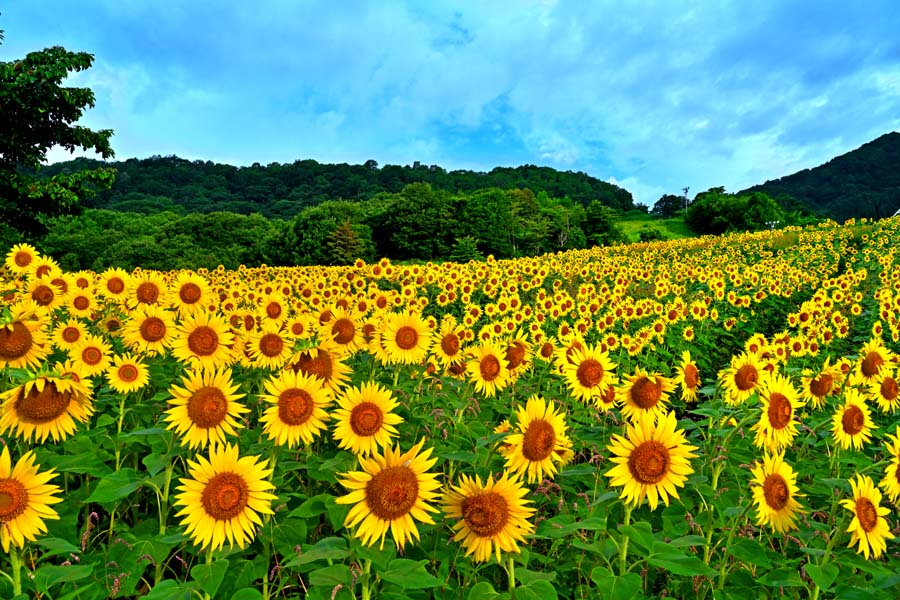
618,212,694,243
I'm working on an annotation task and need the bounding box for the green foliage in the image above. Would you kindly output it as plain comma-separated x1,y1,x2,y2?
583,200,626,247
685,188,785,235
0,45,115,236
449,235,484,262
740,131,900,221
638,227,666,242
650,193,686,218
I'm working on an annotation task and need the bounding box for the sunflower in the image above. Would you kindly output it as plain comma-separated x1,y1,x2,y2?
673,350,702,403
319,307,364,356
0,374,94,442
336,439,440,549
432,316,466,369
561,343,617,404
259,370,331,448
257,293,289,327
605,410,697,510
332,382,403,456
287,344,352,392
3,243,39,276
164,368,248,449
128,271,168,309
852,338,895,386
66,288,96,319
878,426,900,503
122,305,178,356
97,267,131,303
70,334,113,378
800,357,840,410
869,371,900,413
752,374,804,452
719,351,767,406
503,331,532,377
467,340,511,398
0,302,51,369
503,395,573,483
247,323,293,370
172,312,235,371
443,472,535,563
26,276,66,314
617,368,675,424
841,474,894,559
106,353,150,394
750,451,806,533
174,443,276,551
378,310,433,365
832,390,875,451
0,446,63,552
170,271,213,316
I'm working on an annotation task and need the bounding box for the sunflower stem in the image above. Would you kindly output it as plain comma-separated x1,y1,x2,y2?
360,558,372,600
717,500,754,588
618,504,632,576
506,555,516,596
10,548,22,597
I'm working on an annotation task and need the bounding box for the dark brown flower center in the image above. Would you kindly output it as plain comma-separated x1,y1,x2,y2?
683,364,700,389
201,472,249,520
258,333,284,357
13,251,32,268
522,419,556,461
576,359,604,388
631,377,662,409
140,317,167,343
767,392,792,429
735,364,758,391
188,326,219,356
479,355,501,382
81,346,103,366
350,401,384,436
762,473,789,510
292,349,334,382
810,373,833,397
880,377,899,402
395,326,419,350
861,351,884,378
61,326,81,344
332,318,356,345
265,301,282,320
278,388,314,426
462,491,509,537
855,497,878,532
118,364,140,383
106,277,126,294
841,405,865,436
505,342,527,370
72,295,90,311
32,284,55,306
136,282,160,304
0,322,33,361
441,333,460,356
366,466,418,520
14,382,72,424
179,283,202,304
187,386,228,428
0,478,29,521
628,440,670,484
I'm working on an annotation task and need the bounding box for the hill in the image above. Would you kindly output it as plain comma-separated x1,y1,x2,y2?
38,156,634,219
740,131,900,222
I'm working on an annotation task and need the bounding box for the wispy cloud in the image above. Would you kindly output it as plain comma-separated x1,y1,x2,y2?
3,1,899,203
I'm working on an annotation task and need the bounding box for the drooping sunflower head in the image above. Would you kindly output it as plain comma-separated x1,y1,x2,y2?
0,374,94,443
333,382,403,456
336,439,441,550
750,451,806,533
174,443,276,551
840,474,893,559
0,301,51,369
617,367,675,424
674,350,702,403
443,472,535,563
605,410,698,510
503,395,573,484
164,368,248,449
831,389,875,451
260,370,332,448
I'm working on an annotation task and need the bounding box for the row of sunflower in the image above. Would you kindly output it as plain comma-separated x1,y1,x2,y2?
1,218,900,598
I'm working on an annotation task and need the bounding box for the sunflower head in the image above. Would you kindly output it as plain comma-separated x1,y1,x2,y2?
0,446,63,552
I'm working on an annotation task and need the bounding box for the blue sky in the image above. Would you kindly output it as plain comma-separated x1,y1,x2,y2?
3,1,899,205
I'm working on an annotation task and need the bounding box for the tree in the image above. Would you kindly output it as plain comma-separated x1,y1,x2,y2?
651,194,686,218
582,200,625,247
1,44,115,236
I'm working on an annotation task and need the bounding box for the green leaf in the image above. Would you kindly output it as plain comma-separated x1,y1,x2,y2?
758,567,804,587
514,580,558,600
619,521,654,554
33,564,95,594
308,564,352,587
143,579,194,600
285,536,349,568
515,567,556,585
590,566,643,600
289,493,330,518
230,589,265,600
467,581,500,600
85,468,143,503
646,544,716,577
726,538,771,568
804,563,838,591
380,558,443,589
34,536,82,557
191,558,230,597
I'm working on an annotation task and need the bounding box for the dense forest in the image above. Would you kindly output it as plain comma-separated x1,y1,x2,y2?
38,156,635,218
740,131,900,222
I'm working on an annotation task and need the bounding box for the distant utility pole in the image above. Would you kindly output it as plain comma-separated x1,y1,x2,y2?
682,186,690,215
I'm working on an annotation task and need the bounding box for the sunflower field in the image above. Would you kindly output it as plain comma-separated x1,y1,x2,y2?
2,217,900,600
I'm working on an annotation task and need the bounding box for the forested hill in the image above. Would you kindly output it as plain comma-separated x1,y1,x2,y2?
38,156,634,218
739,131,900,222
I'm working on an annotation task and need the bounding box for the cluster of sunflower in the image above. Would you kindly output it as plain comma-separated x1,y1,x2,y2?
719,330,900,559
